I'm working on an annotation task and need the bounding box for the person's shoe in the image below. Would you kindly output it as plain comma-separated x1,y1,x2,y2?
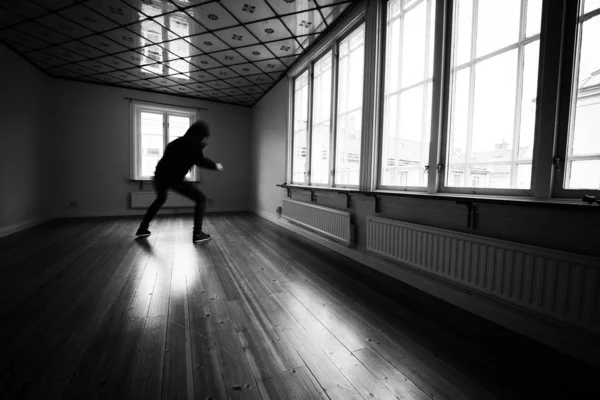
135,228,151,237
193,232,211,244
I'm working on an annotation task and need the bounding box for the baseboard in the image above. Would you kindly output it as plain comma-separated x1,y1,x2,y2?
252,208,600,369
0,216,54,238
58,207,249,218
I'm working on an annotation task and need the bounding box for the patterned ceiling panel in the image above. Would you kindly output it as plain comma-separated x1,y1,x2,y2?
0,0,357,107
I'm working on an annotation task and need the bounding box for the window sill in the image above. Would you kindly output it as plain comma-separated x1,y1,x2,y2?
277,183,599,211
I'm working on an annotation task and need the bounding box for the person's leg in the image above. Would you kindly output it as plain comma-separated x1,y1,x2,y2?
137,181,168,235
170,181,207,237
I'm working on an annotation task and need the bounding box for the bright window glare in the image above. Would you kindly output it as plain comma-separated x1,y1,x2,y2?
381,0,435,188
584,0,600,14
335,24,365,186
141,112,163,178
447,0,541,190
293,71,309,184
565,12,600,189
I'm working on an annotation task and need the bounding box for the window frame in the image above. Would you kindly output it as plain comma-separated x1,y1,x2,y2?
130,101,199,182
377,0,436,192
553,2,600,198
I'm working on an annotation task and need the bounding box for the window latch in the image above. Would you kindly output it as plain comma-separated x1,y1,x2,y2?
437,164,443,173
424,165,429,173
554,157,561,172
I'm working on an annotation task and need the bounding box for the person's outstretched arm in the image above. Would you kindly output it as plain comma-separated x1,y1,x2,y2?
194,150,223,170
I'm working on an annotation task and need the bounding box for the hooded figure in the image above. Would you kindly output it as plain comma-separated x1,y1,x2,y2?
136,120,223,243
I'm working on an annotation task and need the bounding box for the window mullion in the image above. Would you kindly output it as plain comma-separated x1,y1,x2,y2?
511,0,529,189
330,44,340,187
307,65,314,185
464,0,479,188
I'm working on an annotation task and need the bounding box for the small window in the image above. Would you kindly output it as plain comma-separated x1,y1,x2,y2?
564,2,600,190
292,71,310,184
131,102,198,181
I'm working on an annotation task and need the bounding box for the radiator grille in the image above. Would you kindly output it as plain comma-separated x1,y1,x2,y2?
367,216,600,333
130,191,195,209
282,199,353,246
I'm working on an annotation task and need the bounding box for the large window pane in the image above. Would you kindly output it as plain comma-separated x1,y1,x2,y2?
141,112,163,177
584,0,600,14
565,12,600,189
447,0,541,189
380,0,435,187
335,24,365,186
310,52,333,185
293,71,309,184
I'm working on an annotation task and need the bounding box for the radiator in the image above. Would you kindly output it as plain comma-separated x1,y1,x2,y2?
282,199,353,246
366,216,600,334
130,191,195,209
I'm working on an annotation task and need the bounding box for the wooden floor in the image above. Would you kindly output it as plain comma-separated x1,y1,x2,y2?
1,213,598,400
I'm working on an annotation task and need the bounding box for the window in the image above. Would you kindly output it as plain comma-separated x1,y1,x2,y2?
335,23,366,186
564,1,600,190
381,0,436,189
292,71,309,184
131,102,198,181
289,22,365,187
446,0,542,190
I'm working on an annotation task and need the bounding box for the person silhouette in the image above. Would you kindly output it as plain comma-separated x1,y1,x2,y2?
135,120,223,243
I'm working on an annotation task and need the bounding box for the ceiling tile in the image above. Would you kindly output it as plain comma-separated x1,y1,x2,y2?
229,62,262,76
240,85,264,95
265,0,319,15
154,86,178,94
42,45,87,62
162,38,202,57
15,22,70,44
149,76,180,86
210,49,248,66
245,18,292,42
0,29,49,52
36,13,94,39
61,40,107,58
61,63,98,76
220,0,275,23
236,44,275,62
280,54,299,66
321,3,351,24
26,51,67,66
296,32,320,49
156,11,204,38
264,38,301,57
245,73,273,84
204,80,232,90
137,43,172,63
115,50,151,66
280,8,326,36
85,0,141,25
204,66,238,79
107,70,140,81
132,79,161,89
127,19,167,44
60,5,119,32
123,0,178,17
205,89,228,98
78,59,117,73
213,26,259,48
166,57,195,73
186,82,211,91
123,66,161,80
190,70,218,81
189,54,222,70
254,58,286,73
103,27,145,49
171,84,195,93
4,0,48,18
268,71,284,80
185,32,229,53
222,87,245,96
258,83,274,91
223,76,254,87
185,2,238,31
96,55,136,70
82,34,128,54
93,74,124,84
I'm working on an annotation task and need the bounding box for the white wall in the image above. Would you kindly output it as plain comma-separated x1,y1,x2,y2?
251,78,289,214
0,43,51,236
47,78,253,218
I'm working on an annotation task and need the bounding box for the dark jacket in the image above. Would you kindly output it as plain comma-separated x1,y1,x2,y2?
154,136,217,183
